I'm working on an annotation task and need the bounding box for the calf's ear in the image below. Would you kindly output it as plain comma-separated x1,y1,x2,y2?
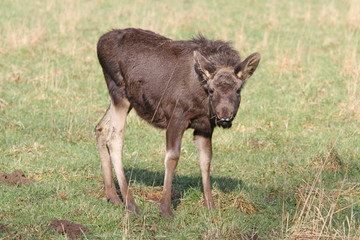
236,52,261,81
194,51,215,80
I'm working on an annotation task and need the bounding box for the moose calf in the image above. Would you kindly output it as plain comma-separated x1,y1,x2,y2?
95,28,260,217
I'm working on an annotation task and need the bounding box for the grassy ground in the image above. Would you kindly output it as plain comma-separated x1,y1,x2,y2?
1,0,360,239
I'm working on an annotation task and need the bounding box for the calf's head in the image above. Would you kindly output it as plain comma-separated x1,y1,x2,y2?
194,51,261,128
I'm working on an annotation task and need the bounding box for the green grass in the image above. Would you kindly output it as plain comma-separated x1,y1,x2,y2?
1,0,360,239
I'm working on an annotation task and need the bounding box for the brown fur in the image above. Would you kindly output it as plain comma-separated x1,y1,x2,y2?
95,28,260,216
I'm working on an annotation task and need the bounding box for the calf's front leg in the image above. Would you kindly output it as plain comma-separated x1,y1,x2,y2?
159,121,186,217
194,130,215,210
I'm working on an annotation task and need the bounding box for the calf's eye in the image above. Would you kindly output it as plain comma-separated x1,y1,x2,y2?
236,89,241,95
209,89,214,95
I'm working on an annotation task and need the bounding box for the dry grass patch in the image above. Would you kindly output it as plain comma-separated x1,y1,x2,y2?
311,145,343,174
1,22,45,52
202,225,260,240
303,4,312,22
289,183,360,239
286,144,360,239
133,186,257,215
341,48,358,77
318,3,340,25
55,0,96,36
266,2,279,29
253,30,269,53
340,47,360,122
132,186,181,203
234,25,249,55
346,0,360,30
200,189,257,214
108,0,212,37
273,47,303,76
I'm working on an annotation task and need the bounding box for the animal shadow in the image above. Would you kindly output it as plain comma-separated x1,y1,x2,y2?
122,167,245,209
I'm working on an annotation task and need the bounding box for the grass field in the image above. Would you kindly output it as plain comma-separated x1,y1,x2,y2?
1,0,360,239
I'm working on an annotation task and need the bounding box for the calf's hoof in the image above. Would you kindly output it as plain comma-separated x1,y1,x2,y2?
107,195,122,205
126,203,140,215
204,200,216,210
159,203,174,217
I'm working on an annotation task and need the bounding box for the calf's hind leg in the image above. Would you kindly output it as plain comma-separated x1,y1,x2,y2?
107,99,139,214
95,107,122,205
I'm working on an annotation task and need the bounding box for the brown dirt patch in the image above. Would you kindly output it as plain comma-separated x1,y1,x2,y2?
48,219,92,239
0,223,9,233
0,169,34,186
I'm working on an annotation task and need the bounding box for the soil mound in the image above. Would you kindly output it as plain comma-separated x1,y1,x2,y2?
0,169,33,186
48,219,92,239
